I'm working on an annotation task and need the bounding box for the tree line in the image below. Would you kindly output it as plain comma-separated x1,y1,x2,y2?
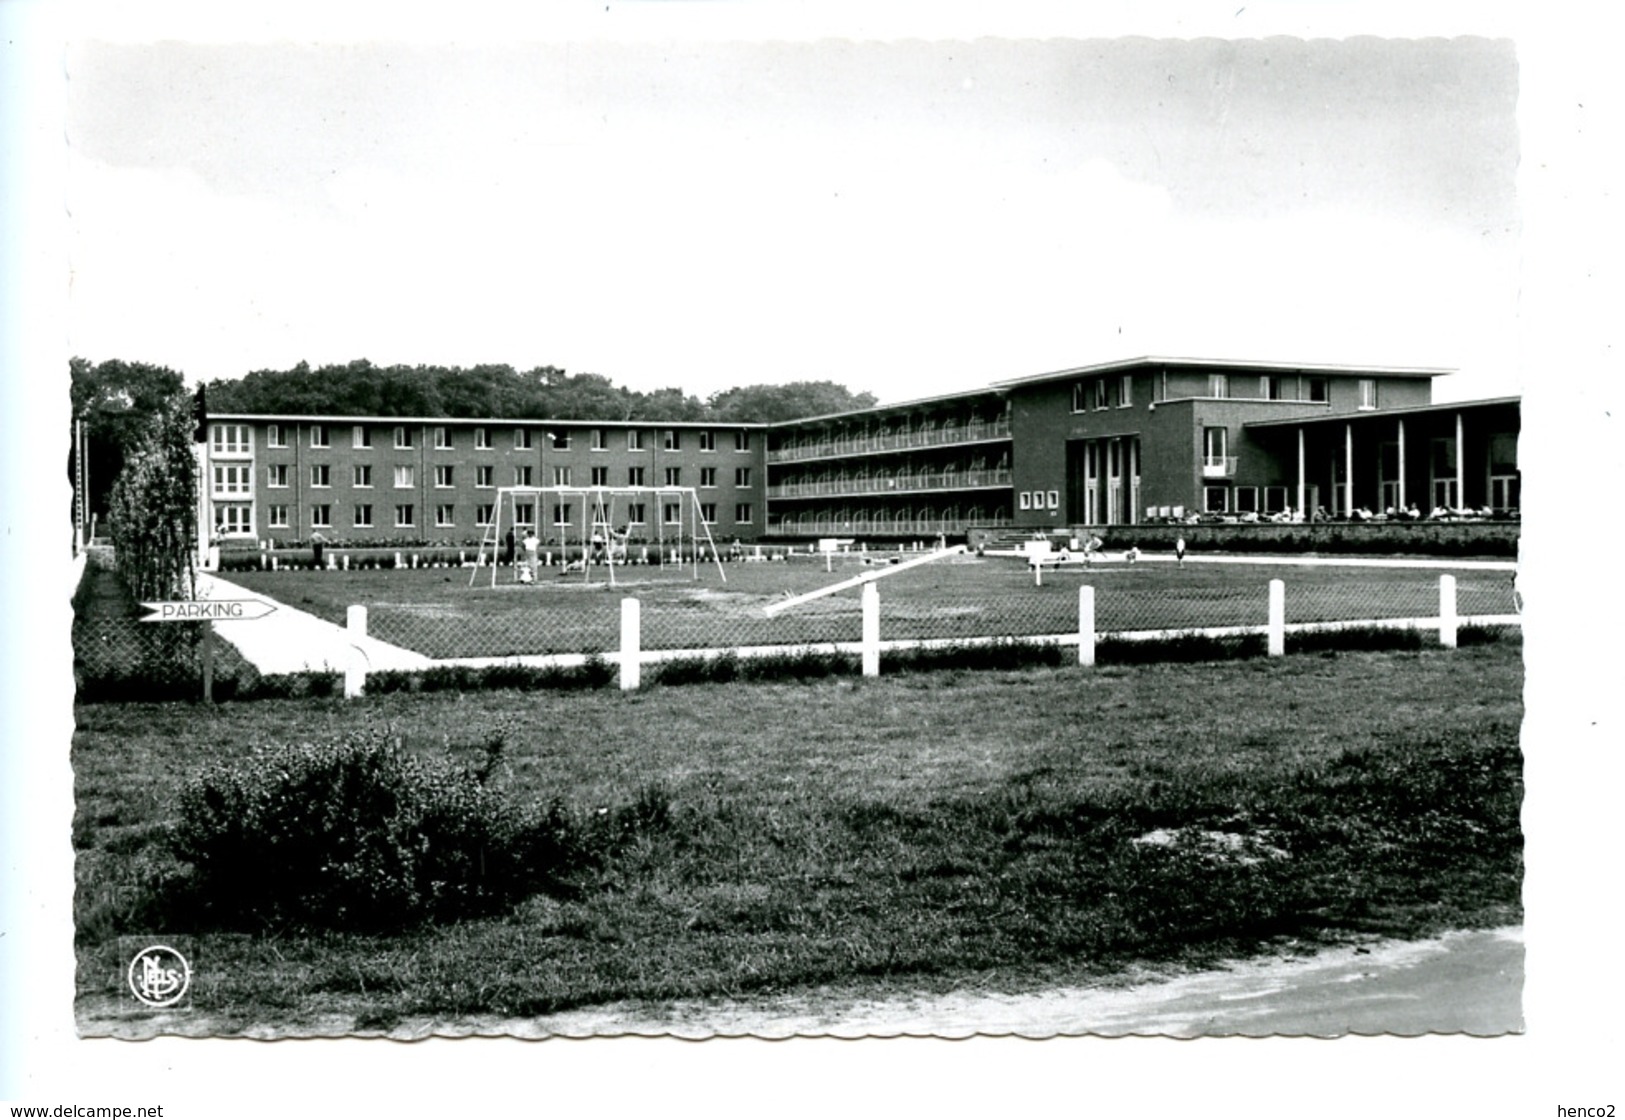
70,356,878,524
200,359,876,425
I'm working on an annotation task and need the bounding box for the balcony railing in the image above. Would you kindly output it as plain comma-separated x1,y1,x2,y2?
767,417,1012,464
767,468,1013,500
1201,456,1239,479
769,512,1012,537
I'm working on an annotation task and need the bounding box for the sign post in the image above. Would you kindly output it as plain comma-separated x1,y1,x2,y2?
142,599,278,702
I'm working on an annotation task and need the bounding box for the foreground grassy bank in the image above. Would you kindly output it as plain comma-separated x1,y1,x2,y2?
74,642,1522,1032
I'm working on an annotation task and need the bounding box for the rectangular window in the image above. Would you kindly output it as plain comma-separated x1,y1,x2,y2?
435,465,454,488
267,504,289,529
664,467,682,487
591,466,609,487
393,425,413,449
1235,486,1260,513
1093,379,1110,410
310,464,330,488
213,464,251,495
1203,487,1229,514
1359,379,1379,409
475,426,491,450
628,429,646,451
353,424,371,449
214,504,253,535
1119,374,1134,407
394,464,414,488
267,464,289,489
552,431,571,450
353,503,373,529
735,467,751,487
663,502,681,525
663,429,679,451
436,504,455,527
513,502,535,527
476,465,494,488
553,503,572,527
514,428,532,450
553,466,572,486
434,426,452,450
1019,491,1032,511
698,430,716,452
734,503,752,524
1488,432,1518,475
266,424,287,448
1307,377,1329,403
394,504,415,529
1266,375,1289,401
627,503,647,526
514,465,533,487
627,466,646,487
475,504,494,527
700,503,717,524
210,424,251,455
1431,437,1458,475
309,424,328,449
1208,374,1230,399
353,464,372,488
734,431,751,452
700,467,717,488
311,504,332,529
1072,382,1087,413
1203,426,1229,464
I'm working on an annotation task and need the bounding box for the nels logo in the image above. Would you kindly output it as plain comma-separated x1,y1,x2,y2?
127,944,191,1008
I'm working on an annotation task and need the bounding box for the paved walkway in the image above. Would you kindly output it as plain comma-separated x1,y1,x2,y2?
457,926,1525,1039
196,572,432,675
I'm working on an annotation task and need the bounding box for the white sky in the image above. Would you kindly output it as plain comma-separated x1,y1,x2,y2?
65,19,1523,405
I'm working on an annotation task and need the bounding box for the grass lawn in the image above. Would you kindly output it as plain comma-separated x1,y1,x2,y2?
73,640,1523,1034
224,554,1519,659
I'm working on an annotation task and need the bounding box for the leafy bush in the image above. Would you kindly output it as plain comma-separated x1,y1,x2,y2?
169,732,582,931
366,654,614,695
1287,625,1426,655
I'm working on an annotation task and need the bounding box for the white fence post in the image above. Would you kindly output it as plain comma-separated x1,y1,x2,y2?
1078,585,1096,667
620,597,642,691
1268,579,1285,657
345,605,368,698
861,581,881,677
1439,574,1458,649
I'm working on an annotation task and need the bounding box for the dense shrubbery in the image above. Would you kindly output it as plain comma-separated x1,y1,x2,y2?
169,732,584,930
1089,521,1519,559
366,656,616,695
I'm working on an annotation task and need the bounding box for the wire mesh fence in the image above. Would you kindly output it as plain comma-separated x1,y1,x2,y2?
76,549,1522,700
239,550,1520,660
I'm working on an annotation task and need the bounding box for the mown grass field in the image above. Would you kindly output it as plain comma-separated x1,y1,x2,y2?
224,553,1519,658
73,640,1523,1034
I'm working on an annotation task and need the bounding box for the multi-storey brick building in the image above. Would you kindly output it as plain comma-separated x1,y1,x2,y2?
203,415,768,546
199,357,1520,546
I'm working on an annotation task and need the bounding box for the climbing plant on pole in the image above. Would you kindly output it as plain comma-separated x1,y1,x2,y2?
108,393,198,603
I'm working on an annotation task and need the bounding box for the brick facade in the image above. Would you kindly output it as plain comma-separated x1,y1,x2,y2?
207,417,769,546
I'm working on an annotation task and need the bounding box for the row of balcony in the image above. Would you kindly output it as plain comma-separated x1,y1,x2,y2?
768,468,1013,500
767,418,1012,463
771,512,1013,537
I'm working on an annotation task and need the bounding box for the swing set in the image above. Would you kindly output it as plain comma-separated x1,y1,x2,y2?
469,486,728,588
